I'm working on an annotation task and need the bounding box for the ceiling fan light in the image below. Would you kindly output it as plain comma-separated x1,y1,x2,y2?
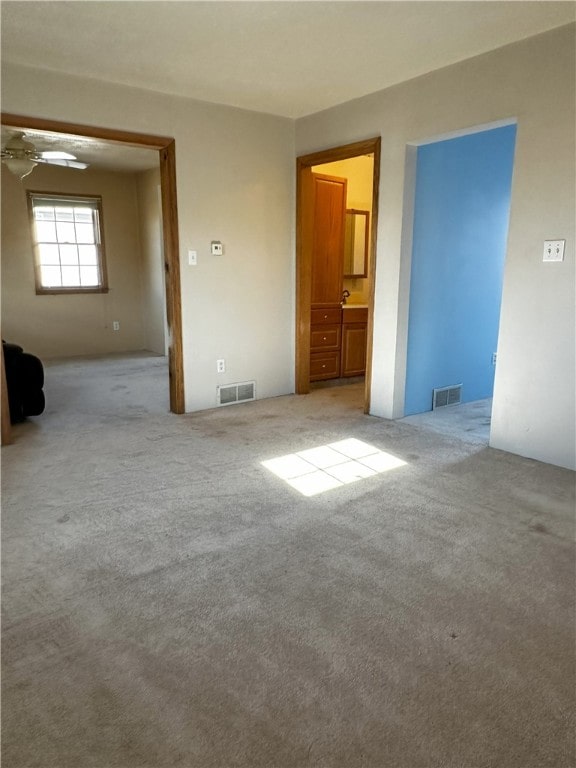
4,157,38,179
5,133,36,155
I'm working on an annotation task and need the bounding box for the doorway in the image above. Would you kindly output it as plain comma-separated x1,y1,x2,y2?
1,112,184,414
296,137,381,413
403,123,517,440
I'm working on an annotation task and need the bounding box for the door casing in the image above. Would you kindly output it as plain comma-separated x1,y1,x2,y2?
295,137,381,413
1,112,185,414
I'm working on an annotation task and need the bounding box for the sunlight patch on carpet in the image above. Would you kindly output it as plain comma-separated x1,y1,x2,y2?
261,438,407,496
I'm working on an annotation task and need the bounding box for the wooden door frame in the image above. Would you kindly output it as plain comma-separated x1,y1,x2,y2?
1,113,184,414
296,137,381,413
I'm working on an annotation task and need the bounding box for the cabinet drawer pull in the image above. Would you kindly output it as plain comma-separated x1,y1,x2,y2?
324,314,328,319
322,364,326,368
323,336,327,341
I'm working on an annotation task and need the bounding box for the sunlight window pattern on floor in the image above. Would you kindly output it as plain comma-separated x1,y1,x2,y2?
261,438,407,497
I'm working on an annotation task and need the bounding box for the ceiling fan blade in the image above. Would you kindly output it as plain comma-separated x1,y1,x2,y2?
63,160,89,170
39,150,78,161
36,158,89,170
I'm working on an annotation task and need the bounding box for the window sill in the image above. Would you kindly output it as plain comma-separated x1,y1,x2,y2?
35,287,110,295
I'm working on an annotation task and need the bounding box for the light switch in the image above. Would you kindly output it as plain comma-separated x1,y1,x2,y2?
211,241,223,256
543,240,565,262
188,250,197,266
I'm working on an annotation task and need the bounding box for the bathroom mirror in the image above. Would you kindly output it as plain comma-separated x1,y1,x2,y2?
343,209,369,278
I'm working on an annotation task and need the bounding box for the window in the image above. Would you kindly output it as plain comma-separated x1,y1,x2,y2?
27,192,108,294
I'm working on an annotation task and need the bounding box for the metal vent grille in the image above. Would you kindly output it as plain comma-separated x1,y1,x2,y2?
217,381,256,407
432,384,462,410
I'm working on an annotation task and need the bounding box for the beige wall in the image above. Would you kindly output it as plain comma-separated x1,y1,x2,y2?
3,24,574,469
297,24,575,470
136,167,166,355
312,156,374,304
1,163,147,358
1,61,296,411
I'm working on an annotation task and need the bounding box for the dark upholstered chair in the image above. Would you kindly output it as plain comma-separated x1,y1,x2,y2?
2,341,45,423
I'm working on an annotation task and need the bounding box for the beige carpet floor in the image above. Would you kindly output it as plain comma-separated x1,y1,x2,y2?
2,353,574,768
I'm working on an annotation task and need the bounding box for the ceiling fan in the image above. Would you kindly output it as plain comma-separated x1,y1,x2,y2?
1,132,89,179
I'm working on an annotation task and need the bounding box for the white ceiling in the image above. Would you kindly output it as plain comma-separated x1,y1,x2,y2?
0,126,159,173
2,1,574,119
1,2,574,172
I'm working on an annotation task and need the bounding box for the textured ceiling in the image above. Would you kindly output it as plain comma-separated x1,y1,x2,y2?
2,2,574,172
2,1,574,119
0,127,159,174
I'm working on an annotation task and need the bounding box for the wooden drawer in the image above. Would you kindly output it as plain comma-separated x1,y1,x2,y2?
310,324,341,352
311,307,342,325
310,351,341,381
342,307,368,324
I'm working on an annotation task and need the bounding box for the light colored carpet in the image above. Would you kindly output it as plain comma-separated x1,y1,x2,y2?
400,398,492,445
2,354,574,768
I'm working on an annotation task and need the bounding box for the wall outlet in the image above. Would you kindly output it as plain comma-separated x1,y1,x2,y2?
211,241,223,256
216,359,226,373
112,321,120,331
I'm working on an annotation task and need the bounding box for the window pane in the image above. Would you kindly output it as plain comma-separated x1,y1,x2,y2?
56,222,76,243
59,244,79,265
61,266,81,286
35,221,57,242
34,206,55,221
38,243,60,265
54,207,74,222
75,223,95,244
80,266,99,286
30,196,104,292
78,245,98,265
41,265,62,286
74,207,93,223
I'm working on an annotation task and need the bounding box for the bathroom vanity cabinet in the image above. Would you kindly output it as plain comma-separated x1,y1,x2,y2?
310,306,342,381
341,307,368,377
309,305,368,382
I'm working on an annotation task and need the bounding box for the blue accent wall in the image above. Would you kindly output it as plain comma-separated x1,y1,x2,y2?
404,125,517,416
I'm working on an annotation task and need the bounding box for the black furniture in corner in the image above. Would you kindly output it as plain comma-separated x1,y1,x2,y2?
2,341,45,424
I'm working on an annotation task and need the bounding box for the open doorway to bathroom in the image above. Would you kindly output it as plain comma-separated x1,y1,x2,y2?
296,138,381,414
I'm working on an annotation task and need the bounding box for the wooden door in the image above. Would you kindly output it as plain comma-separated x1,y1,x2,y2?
310,173,347,307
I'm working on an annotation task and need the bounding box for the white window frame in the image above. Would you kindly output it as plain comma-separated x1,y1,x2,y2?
27,192,109,295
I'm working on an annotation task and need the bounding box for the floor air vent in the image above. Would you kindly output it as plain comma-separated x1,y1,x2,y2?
217,381,256,406
432,384,462,410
